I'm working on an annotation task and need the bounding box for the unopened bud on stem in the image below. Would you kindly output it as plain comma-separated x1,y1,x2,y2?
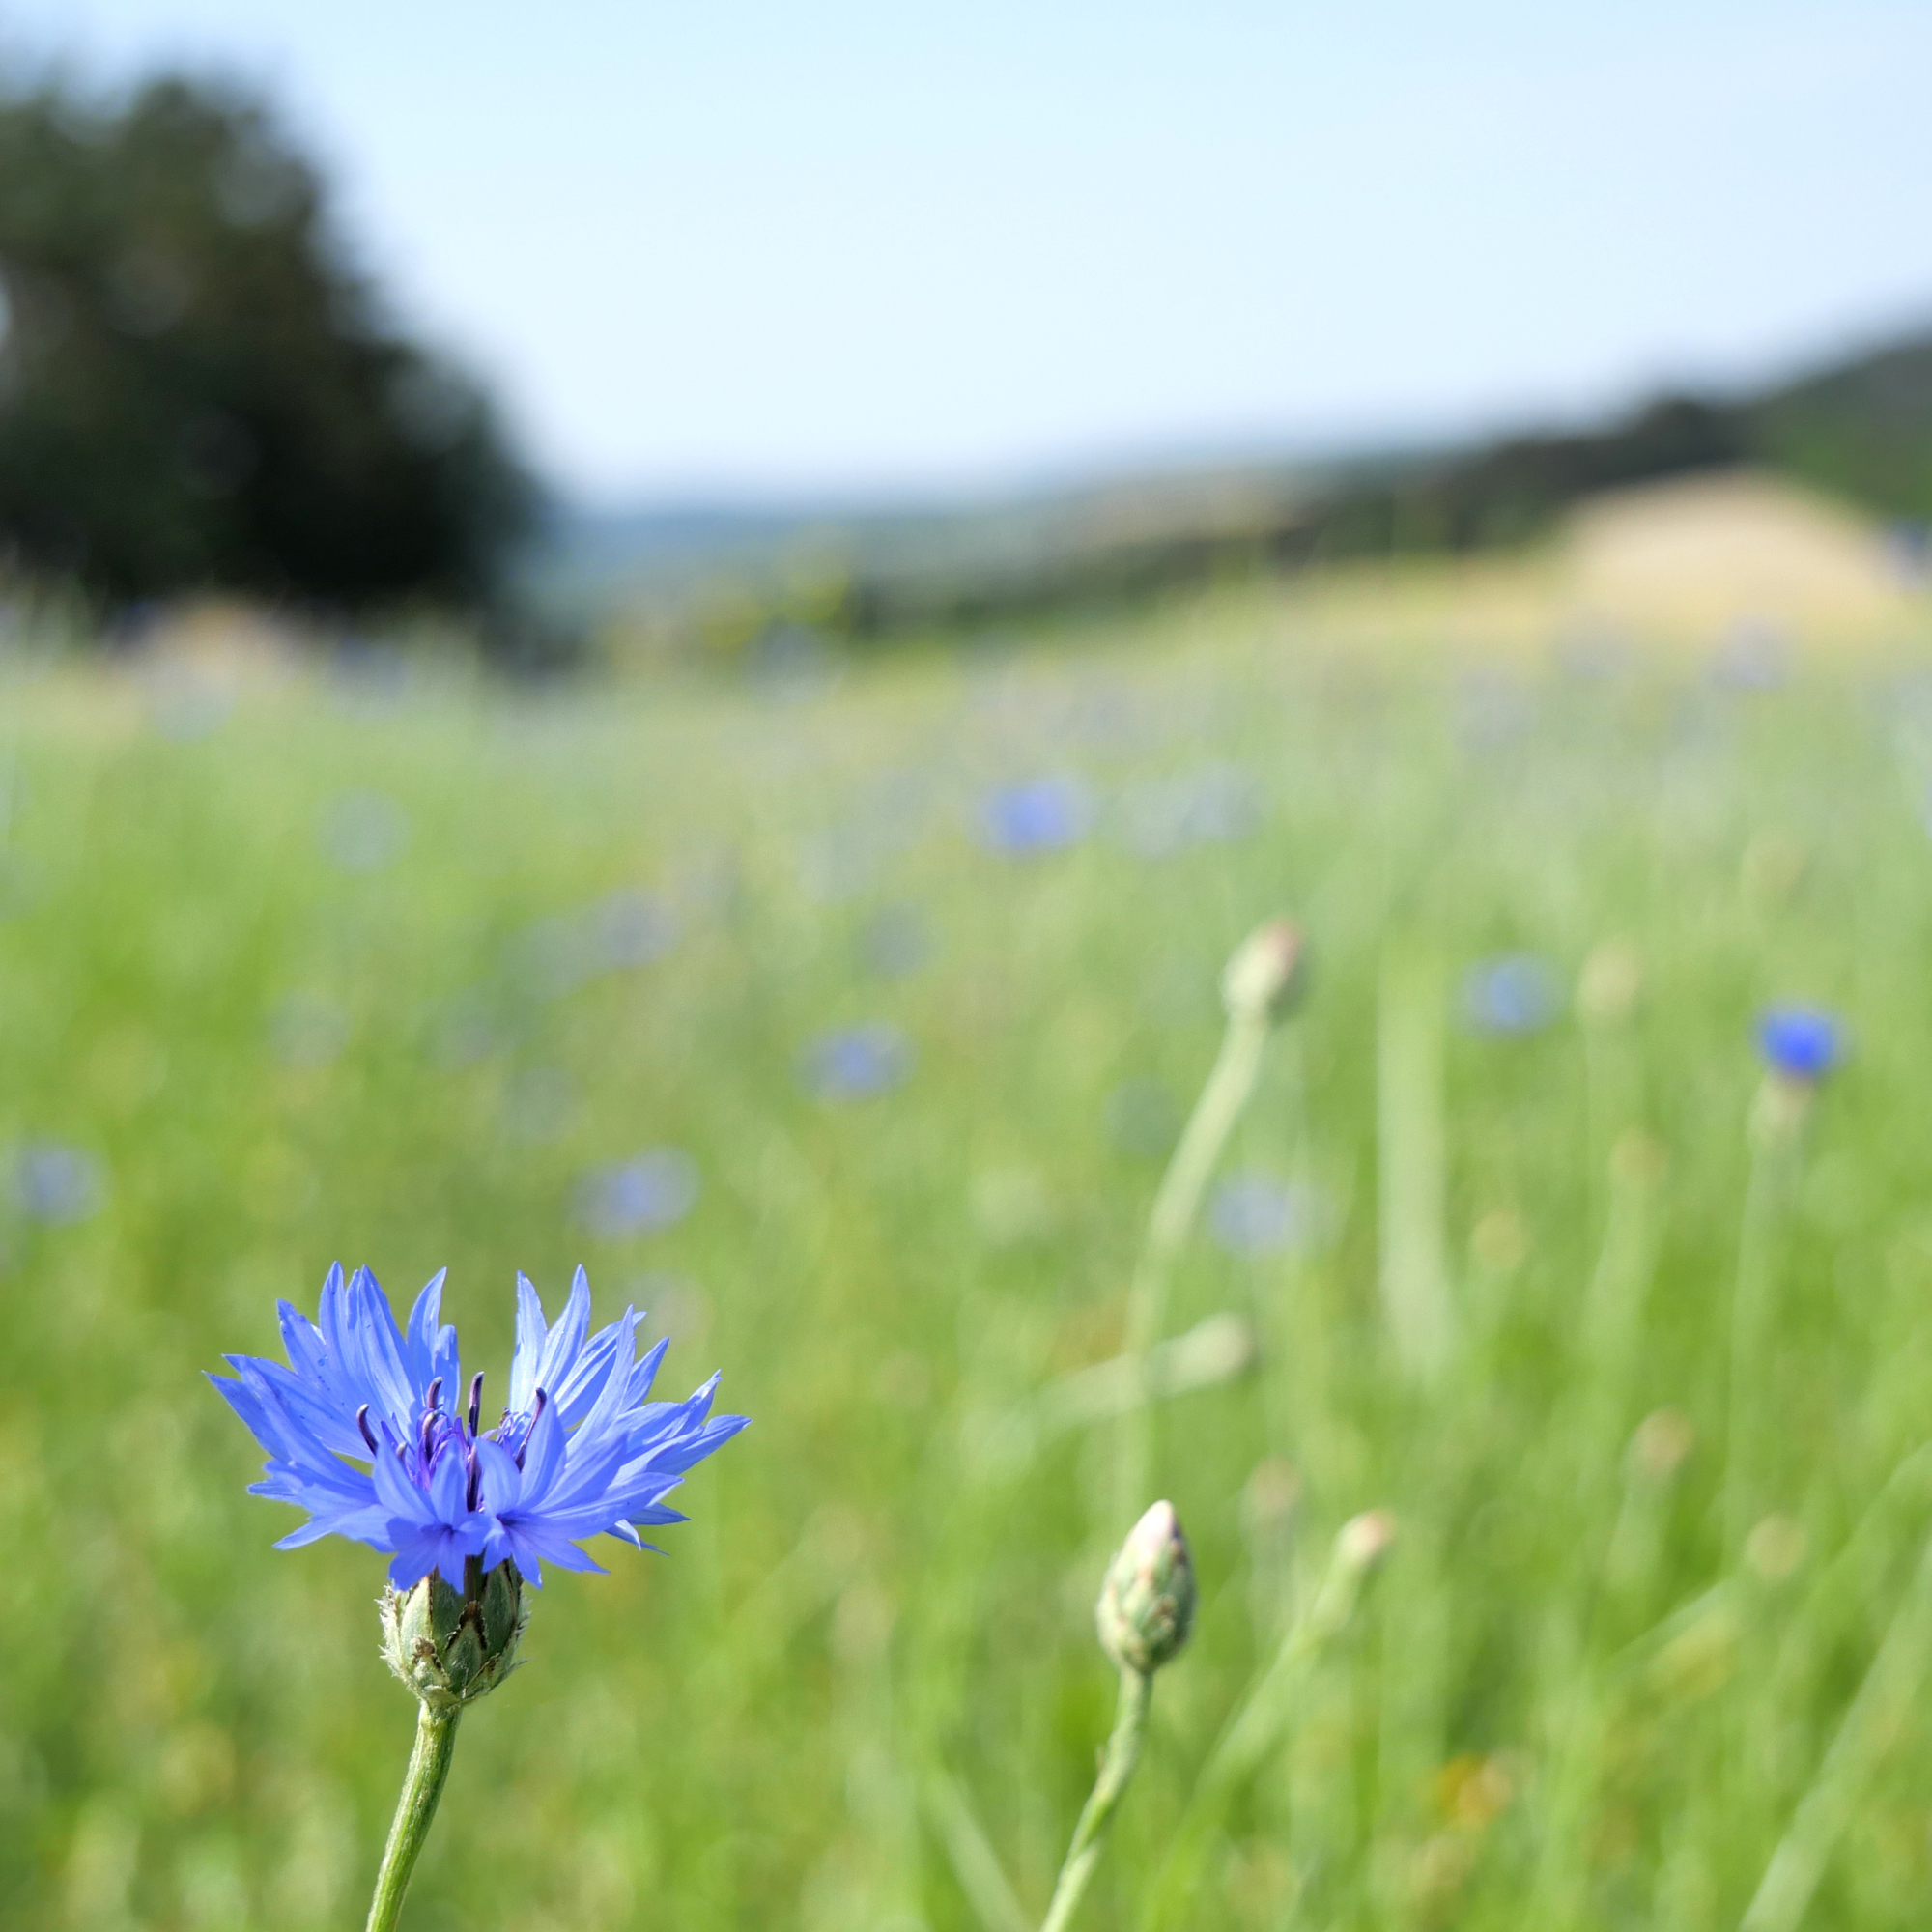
381,1558,527,1712
1096,1500,1196,1675
1307,1508,1398,1639
1335,1508,1397,1575
1221,920,1307,1027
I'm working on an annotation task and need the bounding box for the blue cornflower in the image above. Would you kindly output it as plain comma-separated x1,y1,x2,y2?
800,1021,913,1100
577,1148,700,1238
1463,953,1562,1037
1757,1006,1842,1082
213,1264,746,1591
12,1143,103,1224
978,777,1091,856
1208,1173,1326,1257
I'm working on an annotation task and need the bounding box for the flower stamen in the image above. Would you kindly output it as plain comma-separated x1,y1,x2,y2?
516,1388,549,1469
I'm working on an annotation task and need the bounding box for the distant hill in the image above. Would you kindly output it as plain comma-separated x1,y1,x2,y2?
1749,332,1932,522
1296,330,1932,564
532,324,1932,646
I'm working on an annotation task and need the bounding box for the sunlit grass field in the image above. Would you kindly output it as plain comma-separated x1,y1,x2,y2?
7,577,1932,1930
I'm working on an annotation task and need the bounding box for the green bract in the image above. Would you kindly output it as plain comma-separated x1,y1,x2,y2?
1095,1500,1196,1676
381,1559,527,1711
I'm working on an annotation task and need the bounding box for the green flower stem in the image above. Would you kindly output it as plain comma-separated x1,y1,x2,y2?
1741,1532,1932,1932
1141,1518,1386,1932
1722,1082,1806,1569
1117,1011,1268,1521
1039,1666,1153,1932
365,1703,462,1932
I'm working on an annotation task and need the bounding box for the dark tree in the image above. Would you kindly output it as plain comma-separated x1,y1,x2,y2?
0,74,537,607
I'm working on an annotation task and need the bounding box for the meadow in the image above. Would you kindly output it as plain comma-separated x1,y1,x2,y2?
5,568,1932,1931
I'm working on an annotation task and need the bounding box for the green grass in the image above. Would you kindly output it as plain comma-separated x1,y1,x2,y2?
6,587,1932,1930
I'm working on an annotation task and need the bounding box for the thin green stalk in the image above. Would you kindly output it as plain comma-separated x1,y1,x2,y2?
1522,1154,1663,1925
364,1704,462,1932
1116,1011,1268,1522
1720,1126,1791,1570
1142,1514,1391,1932
923,1766,1032,1932
1251,1024,1309,1463
1740,1533,1932,1932
1377,949,1451,1384
1039,1667,1153,1932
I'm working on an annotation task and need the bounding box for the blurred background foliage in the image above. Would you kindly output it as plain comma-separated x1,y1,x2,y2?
7,599,1932,1930
0,73,534,612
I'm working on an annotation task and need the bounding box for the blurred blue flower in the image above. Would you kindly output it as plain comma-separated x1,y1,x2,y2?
978,777,1091,856
212,1264,747,1589
12,1143,102,1224
801,1022,912,1100
1757,1006,1841,1082
1208,1174,1324,1257
578,1150,700,1239
320,790,408,874
1463,954,1563,1037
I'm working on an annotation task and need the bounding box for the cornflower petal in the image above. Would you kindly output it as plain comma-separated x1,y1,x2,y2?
275,1298,336,1395
508,1271,548,1414
208,1369,279,1457
428,1440,469,1524
387,1530,450,1592
651,1411,753,1477
622,1335,671,1410
403,1268,461,1406
520,1396,567,1498
531,1265,592,1400
224,1353,367,1462
573,1307,640,1451
368,1427,428,1524
549,1321,628,1425
347,1267,420,1432
473,1436,524,1512
316,1264,362,1405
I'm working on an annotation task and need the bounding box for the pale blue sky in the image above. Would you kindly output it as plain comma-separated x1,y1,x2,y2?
5,1,1928,505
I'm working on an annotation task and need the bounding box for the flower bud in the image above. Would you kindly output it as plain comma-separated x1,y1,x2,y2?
381,1559,527,1711
1221,920,1307,1026
1095,1500,1196,1675
1334,1508,1398,1576
1305,1508,1398,1639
